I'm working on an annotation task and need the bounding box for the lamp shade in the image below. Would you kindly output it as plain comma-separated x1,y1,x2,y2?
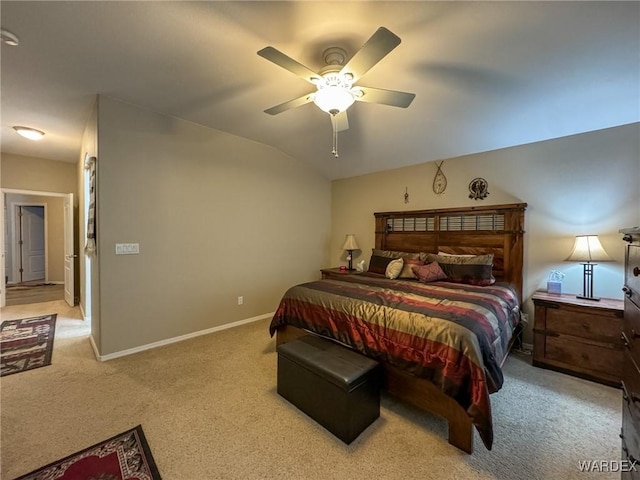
565,235,612,262
341,234,359,251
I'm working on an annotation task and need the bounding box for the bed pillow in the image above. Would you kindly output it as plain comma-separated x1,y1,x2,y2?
368,255,394,275
426,253,495,286
412,261,447,283
398,257,425,279
372,249,422,260
385,258,404,279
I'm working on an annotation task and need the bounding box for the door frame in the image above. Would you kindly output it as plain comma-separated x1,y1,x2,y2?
0,188,71,308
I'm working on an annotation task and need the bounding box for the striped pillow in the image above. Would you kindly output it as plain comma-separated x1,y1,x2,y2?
398,258,425,279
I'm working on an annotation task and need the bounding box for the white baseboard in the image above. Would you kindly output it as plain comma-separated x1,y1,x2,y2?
91,312,275,362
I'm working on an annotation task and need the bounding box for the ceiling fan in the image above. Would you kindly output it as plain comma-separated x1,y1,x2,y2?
258,27,415,157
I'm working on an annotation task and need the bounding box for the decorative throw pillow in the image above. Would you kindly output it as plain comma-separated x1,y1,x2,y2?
398,258,425,279
385,258,404,279
412,262,447,283
368,255,394,275
426,253,495,286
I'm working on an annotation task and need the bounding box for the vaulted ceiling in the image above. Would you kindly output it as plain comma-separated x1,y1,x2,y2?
1,1,638,180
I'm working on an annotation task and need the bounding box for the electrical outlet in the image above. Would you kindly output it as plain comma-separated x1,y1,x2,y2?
237,296,244,305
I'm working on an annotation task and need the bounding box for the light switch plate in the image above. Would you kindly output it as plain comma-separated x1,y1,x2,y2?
115,243,140,255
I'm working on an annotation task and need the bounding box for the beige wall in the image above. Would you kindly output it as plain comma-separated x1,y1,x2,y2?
4,193,64,283
79,98,99,337
94,96,331,355
1,153,77,193
331,123,640,343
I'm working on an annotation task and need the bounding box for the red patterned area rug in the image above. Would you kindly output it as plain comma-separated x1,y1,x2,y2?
0,313,57,377
14,425,162,480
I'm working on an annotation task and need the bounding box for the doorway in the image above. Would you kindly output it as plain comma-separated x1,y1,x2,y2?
1,190,74,308
13,205,46,283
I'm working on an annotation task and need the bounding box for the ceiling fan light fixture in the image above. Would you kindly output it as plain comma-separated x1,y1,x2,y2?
313,85,355,114
13,126,45,140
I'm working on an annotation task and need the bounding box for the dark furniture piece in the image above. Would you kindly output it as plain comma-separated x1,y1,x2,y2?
277,335,381,444
532,291,623,387
320,267,362,280
621,227,640,478
275,202,527,453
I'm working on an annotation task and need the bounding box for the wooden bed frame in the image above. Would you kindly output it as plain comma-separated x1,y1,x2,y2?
276,202,527,453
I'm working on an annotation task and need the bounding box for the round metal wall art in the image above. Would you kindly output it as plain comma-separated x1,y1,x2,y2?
468,177,489,200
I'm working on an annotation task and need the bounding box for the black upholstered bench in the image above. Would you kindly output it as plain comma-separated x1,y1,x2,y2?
277,335,381,444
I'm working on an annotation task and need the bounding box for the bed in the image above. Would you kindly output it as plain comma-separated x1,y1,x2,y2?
270,202,527,453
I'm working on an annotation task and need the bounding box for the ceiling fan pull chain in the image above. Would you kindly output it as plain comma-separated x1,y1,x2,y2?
331,114,339,157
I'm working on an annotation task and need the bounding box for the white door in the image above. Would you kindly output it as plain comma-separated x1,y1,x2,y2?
21,206,46,282
63,194,75,306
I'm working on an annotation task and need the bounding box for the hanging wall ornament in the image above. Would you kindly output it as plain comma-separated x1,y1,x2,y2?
432,161,447,194
468,177,489,200
404,187,409,204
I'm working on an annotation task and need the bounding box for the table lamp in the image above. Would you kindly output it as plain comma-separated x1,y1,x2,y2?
341,234,360,271
565,235,612,301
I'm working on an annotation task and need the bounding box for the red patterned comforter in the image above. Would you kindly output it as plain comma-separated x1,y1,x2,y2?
269,273,521,449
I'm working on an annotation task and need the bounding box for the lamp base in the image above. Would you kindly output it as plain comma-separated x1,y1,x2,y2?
576,295,601,301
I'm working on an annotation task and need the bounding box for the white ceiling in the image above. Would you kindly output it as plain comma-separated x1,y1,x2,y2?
1,1,638,180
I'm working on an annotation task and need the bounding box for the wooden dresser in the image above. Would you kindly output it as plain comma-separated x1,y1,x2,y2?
621,227,640,478
532,291,623,387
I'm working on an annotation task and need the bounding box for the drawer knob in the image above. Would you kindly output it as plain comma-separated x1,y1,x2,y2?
634,266,640,277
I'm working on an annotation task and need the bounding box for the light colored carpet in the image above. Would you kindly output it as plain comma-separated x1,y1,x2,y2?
0,300,621,479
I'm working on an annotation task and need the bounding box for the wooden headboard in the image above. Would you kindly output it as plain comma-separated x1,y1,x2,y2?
374,202,527,303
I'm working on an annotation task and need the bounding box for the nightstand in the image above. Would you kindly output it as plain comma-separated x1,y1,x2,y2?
532,291,623,387
321,268,361,280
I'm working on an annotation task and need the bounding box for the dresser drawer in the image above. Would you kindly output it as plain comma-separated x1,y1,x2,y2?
623,376,640,427
622,400,640,473
626,244,640,308
624,299,640,362
546,334,622,379
546,306,622,342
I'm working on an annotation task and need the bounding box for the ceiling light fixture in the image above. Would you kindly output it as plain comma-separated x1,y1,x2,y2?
312,74,357,115
1,29,19,46
311,72,363,157
13,126,45,141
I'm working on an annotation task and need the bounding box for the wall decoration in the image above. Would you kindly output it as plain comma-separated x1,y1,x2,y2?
404,187,409,204
84,154,97,254
432,161,447,194
468,177,489,200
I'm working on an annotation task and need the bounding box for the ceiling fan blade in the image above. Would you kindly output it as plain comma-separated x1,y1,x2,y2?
339,27,401,83
355,86,416,108
264,93,314,115
334,111,349,132
257,47,321,84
